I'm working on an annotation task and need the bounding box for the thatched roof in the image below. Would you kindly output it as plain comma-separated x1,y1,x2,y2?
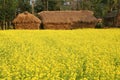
38,10,97,23
13,11,41,24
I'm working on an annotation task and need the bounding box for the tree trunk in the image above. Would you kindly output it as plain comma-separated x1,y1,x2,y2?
3,0,5,30
32,0,35,14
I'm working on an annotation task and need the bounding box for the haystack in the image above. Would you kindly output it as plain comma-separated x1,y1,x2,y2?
13,11,41,29
38,10,97,29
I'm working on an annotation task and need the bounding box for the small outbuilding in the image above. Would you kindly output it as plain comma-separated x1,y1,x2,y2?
38,10,97,29
104,10,120,27
13,11,41,29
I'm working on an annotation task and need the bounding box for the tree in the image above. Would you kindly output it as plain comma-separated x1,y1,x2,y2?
0,0,18,29
90,0,105,17
48,0,64,11
31,0,35,14
18,0,31,13
34,0,44,13
35,0,65,12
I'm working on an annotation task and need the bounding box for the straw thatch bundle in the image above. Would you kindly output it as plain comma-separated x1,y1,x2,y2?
13,11,41,29
38,10,97,29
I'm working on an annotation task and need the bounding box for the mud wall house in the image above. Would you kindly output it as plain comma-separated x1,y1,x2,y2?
13,11,41,29
104,10,119,27
38,10,97,29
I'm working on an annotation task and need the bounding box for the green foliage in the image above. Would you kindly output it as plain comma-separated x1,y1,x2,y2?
95,22,103,28
34,0,44,13
0,0,120,26
0,0,18,21
34,0,119,17
18,0,31,13
35,0,64,12
0,29,120,79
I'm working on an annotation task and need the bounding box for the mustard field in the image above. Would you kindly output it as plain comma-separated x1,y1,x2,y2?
0,29,120,80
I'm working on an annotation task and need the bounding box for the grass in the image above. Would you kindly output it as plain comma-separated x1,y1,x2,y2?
0,29,120,80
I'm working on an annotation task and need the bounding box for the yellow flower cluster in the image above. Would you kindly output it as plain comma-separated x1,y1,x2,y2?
0,29,120,80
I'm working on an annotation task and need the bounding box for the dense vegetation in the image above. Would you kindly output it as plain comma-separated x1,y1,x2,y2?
0,0,120,29
0,0,119,18
0,29,120,79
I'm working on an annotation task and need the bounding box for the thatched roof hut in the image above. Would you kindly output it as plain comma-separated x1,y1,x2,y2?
38,10,97,29
13,11,41,29
104,10,120,27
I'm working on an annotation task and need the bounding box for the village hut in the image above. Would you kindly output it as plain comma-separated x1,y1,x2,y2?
38,10,97,29
104,10,120,27
38,11,71,29
13,11,41,29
